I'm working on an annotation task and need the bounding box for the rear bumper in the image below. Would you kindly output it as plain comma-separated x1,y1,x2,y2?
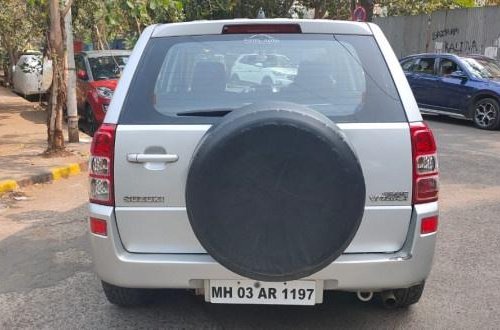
89,202,438,291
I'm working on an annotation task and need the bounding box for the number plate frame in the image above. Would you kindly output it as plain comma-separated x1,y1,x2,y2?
207,280,321,305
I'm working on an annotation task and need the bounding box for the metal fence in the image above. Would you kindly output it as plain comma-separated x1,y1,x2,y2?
374,6,500,60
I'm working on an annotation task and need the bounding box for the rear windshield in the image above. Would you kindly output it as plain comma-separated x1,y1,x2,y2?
89,55,129,80
120,34,406,124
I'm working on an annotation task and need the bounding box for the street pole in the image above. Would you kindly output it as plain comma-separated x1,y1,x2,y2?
64,2,79,143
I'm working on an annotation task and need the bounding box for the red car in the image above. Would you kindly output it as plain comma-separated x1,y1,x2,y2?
75,50,131,135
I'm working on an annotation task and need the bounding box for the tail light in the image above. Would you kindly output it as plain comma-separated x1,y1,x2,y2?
410,122,438,204
89,124,116,206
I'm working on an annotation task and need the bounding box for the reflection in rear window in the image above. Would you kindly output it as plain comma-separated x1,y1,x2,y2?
120,34,406,124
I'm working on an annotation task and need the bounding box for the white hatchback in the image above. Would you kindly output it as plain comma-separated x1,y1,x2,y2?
12,52,52,98
230,53,297,88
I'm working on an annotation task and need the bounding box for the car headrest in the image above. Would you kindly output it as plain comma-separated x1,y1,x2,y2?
293,61,332,88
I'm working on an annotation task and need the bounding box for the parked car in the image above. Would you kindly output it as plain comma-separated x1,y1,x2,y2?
75,50,131,135
400,53,500,130
12,51,52,99
230,53,297,88
89,20,439,309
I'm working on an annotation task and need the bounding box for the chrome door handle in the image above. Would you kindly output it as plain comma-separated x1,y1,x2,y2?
127,153,179,163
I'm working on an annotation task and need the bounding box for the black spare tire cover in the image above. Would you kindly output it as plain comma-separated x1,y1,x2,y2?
186,102,365,282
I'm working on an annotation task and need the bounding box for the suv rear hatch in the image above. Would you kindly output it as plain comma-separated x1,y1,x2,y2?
112,28,414,254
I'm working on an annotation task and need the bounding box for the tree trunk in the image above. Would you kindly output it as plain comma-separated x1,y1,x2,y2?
47,0,65,152
4,37,17,87
94,24,105,50
7,48,16,87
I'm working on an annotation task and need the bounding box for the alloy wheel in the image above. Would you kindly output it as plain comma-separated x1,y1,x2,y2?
474,101,498,128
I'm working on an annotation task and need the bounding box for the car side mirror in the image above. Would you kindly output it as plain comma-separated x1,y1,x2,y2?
77,69,88,80
449,70,467,80
255,62,263,68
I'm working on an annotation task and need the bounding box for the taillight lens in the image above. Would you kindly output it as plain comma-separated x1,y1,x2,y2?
421,216,438,235
89,124,116,206
90,217,108,236
410,122,438,204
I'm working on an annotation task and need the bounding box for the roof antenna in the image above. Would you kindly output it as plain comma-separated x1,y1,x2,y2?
257,8,266,19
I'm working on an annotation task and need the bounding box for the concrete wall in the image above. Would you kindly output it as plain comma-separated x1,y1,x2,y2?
374,6,500,59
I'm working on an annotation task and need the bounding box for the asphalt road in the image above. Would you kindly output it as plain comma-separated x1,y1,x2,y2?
0,116,499,329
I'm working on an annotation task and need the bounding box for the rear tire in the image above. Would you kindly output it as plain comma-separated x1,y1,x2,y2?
380,282,425,309
101,281,158,307
185,102,365,282
472,98,500,130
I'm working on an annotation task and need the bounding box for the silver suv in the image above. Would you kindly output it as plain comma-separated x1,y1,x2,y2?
88,19,439,308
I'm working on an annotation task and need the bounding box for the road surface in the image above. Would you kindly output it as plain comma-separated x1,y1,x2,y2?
1,116,499,329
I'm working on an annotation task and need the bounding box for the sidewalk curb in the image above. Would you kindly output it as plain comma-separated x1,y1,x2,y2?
0,161,88,194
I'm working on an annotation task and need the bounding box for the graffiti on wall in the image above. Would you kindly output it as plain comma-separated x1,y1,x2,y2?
432,28,459,41
432,27,479,54
444,40,479,53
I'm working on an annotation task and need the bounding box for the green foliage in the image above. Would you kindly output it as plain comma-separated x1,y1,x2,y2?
72,0,107,45
232,0,296,18
71,0,184,49
0,0,495,60
453,0,476,7
300,0,353,19
182,0,295,20
0,0,46,84
378,0,477,16
104,0,184,38
0,0,46,54
182,0,235,20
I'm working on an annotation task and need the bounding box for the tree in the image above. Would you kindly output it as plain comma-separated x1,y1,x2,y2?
103,0,184,47
233,0,296,18
182,0,296,20
296,0,484,20
296,0,371,20
71,0,107,49
44,0,73,152
298,0,329,18
182,0,235,20
377,0,476,16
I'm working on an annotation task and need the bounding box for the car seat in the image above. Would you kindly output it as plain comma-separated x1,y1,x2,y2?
191,61,227,94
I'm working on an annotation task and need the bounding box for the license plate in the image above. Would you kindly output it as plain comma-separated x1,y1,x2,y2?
209,280,317,305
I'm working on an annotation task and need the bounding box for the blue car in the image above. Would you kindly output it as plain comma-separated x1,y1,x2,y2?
400,53,500,130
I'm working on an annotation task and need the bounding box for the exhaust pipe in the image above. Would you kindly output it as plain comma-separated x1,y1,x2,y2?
356,291,374,302
381,290,398,309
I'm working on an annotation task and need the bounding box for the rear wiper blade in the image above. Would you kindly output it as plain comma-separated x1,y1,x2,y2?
176,109,233,117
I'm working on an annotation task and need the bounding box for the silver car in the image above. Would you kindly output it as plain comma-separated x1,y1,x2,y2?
88,19,439,308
